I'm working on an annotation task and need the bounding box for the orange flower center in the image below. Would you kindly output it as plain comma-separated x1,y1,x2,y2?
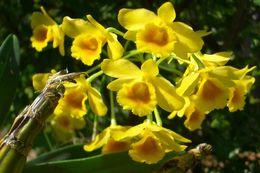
127,82,151,103
135,137,159,155
201,80,222,101
188,109,201,123
231,87,242,104
57,115,70,129
64,91,84,109
79,37,98,51
102,139,129,154
35,26,48,42
143,24,168,46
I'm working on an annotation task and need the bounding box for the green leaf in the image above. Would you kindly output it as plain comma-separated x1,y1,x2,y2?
192,54,205,69
0,34,20,126
24,149,183,173
26,144,99,166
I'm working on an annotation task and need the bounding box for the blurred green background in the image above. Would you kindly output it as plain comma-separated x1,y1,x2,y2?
0,0,259,172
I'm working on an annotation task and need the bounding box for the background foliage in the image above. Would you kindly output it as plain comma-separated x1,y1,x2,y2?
0,0,259,172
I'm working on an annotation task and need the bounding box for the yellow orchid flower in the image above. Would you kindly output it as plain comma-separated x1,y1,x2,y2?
50,112,86,143
193,52,233,67
32,71,107,117
61,15,124,65
168,97,206,131
112,122,191,164
30,7,64,55
227,76,255,112
54,77,88,119
84,125,130,154
32,69,56,91
101,58,184,116
54,75,107,118
183,103,206,131
118,2,204,59
117,81,157,117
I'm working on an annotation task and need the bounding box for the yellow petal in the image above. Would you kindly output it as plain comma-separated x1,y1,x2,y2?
61,16,91,38
150,77,184,112
52,25,65,56
32,72,52,91
136,23,176,58
152,130,187,152
171,22,204,58
157,2,176,23
208,66,256,81
30,25,52,52
150,124,191,143
84,128,110,151
102,139,130,154
87,15,106,33
176,72,200,96
71,34,103,66
31,12,55,29
124,30,137,41
129,135,165,164
107,78,135,91
194,78,229,112
101,59,142,78
195,30,212,37
141,59,159,77
112,123,144,141
107,33,124,60
227,77,255,112
118,8,158,30
201,51,232,66
117,81,157,117
40,6,56,24
184,105,205,131
87,85,107,116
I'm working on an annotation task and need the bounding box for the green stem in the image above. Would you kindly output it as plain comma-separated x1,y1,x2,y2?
122,50,140,59
106,27,125,37
124,40,130,51
170,53,191,65
154,107,162,126
158,64,183,76
86,70,103,83
146,114,153,124
156,58,165,65
86,64,101,74
109,90,117,126
91,115,98,140
43,131,54,150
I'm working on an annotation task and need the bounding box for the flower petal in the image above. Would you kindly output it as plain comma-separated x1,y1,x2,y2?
118,8,158,30
176,72,200,96
107,78,135,91
71,34,103,66
87,15,106,33
107,33,124,60
31,11,55,29
61,16,91,38
171,22,204,58
124,30,138,41
150,77,185,112
84,128,110,151
87,85,107,116
101,59,142,78
157,2,176,23
52,25,65,56
141,59,159,77
129,135,165,164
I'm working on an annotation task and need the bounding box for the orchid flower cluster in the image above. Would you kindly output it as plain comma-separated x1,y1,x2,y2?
30,2,255,164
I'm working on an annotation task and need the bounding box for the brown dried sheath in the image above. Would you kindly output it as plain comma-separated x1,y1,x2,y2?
0,71,85,173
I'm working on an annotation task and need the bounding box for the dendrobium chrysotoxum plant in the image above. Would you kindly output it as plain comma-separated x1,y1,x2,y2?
30,2,255,164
